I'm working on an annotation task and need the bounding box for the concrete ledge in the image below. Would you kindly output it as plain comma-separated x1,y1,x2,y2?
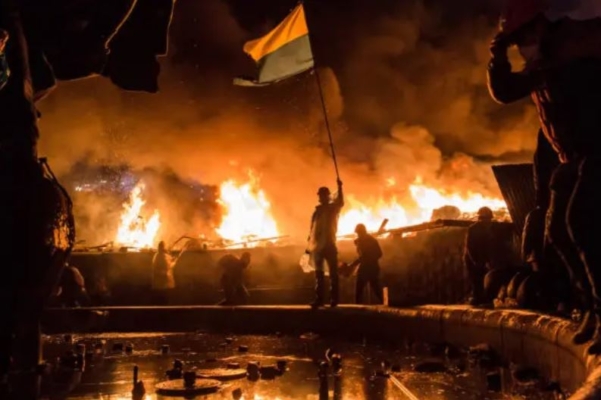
43,305,601,399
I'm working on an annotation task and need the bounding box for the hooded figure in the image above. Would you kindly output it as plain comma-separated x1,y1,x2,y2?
151,241,175,304
488,0,601,353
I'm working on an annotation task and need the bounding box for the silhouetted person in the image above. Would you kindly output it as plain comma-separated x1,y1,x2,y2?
488,2,601,353
218,252,251,305
521,131,587,315
55,263,90,307
521,129,558,275
307,180,344,308
151,241,175,305
463,207,497,305
350,223,383,304
89,275,111,306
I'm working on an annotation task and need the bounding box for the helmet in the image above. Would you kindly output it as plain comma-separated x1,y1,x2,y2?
354,223,367,235
500,0,548,35
317,187,330,195
477,207,494,220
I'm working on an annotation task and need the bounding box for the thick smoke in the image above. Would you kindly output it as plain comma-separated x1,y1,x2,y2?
37,0,537,244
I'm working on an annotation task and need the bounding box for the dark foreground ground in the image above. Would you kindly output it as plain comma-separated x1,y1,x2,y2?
41,332,559,399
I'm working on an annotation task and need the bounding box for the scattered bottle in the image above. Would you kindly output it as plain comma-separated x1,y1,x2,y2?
132,365,146,399
183,371,196,387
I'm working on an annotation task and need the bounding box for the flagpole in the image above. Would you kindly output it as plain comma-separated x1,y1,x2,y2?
313,66,340,181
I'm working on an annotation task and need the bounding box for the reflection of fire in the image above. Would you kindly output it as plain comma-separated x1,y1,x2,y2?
216,171,279,245
115,182,161,248
337,178,507,236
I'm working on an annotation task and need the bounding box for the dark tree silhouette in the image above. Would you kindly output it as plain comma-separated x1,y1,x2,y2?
0,1,173,397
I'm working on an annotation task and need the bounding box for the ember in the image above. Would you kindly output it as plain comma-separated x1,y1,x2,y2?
115,182,160,249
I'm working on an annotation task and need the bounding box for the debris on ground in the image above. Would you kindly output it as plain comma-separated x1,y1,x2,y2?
468,343,500,369
486,370,502,392
511,364,540,384
413,359,446,373
300,332,319,340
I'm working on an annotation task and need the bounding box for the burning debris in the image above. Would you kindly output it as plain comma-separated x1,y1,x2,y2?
115,182,161,249
216,171,280,247
75,167,508,251
337,178,508,238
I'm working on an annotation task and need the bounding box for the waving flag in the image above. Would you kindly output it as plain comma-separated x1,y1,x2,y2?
234,4,314,86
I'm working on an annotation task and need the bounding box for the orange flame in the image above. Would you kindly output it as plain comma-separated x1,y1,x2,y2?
338,196,410,235
337,178,507,236
115,182,161,249
216,171,279,245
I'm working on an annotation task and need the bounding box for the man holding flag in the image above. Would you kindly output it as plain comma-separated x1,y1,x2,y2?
306,180,344,308
234,2,346,308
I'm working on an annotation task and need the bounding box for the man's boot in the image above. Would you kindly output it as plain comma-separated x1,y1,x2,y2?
573,310,596,345
311,271,325,308
330,272,339,307
587,312,601,354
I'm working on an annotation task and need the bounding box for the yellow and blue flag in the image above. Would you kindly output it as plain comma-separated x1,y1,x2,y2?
234,4,314,86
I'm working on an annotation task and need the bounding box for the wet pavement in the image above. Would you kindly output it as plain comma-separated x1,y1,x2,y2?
41,332,562,399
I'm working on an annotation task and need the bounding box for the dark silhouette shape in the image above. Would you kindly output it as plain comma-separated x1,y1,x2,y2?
307,180,344,307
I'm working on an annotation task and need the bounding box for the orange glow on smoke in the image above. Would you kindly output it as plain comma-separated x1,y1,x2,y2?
115,182,161,249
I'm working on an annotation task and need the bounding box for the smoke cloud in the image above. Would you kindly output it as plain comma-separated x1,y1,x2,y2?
36,0,538,244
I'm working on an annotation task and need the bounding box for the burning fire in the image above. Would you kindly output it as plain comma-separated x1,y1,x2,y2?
214,172,506,243
216,171,280,244
110,172,506,248
409,184,506,217
338,196,411,235
337,178,507,236
115,182,161,248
